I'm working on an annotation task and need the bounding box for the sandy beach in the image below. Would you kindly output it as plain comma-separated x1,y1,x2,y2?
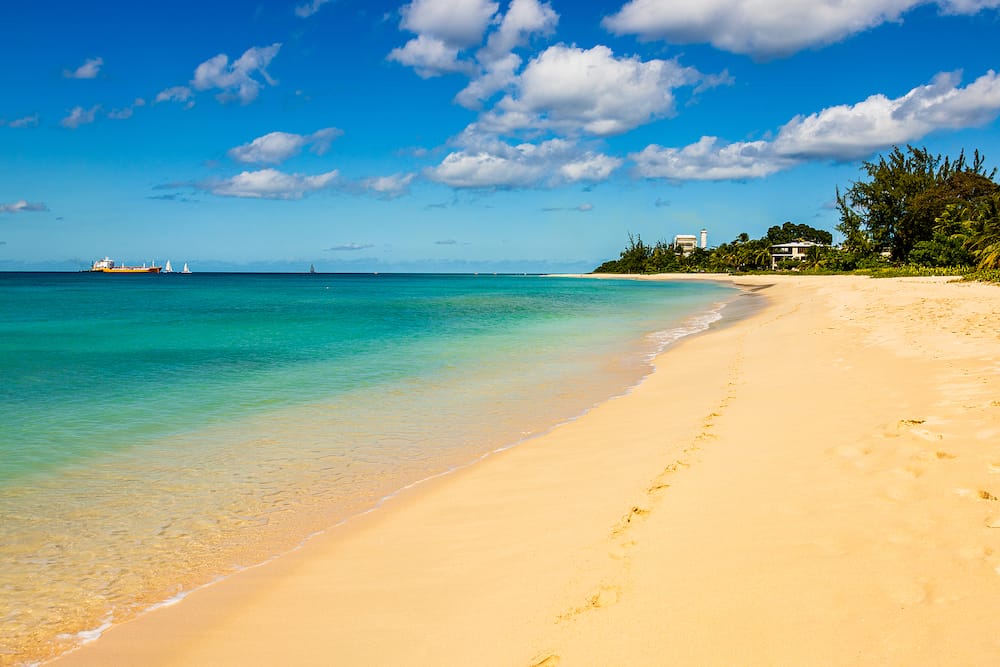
53,275,1000,666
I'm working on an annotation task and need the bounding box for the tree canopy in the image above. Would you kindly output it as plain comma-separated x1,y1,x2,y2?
836,146,999,261
765,222,832,245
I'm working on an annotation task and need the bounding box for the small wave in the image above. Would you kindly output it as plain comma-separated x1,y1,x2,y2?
645,300,729,359
55,616,113,648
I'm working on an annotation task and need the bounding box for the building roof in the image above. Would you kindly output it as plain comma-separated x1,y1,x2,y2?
770,241,823,249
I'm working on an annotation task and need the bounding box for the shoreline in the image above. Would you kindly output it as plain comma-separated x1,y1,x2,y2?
52,275,1000,665
30,279,746,666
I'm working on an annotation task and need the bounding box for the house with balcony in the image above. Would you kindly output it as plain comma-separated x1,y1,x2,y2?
770,240,824,269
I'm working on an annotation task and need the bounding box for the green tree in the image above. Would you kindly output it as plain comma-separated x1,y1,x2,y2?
765,221,833,245
836,146,998,261
963,192,1000,269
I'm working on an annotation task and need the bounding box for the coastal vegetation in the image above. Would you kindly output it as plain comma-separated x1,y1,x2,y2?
595,146,1000,282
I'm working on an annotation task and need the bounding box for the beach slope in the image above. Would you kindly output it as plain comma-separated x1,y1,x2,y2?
54,275,1000,666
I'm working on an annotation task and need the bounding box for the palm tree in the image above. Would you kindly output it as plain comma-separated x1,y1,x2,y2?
963,193,1000,269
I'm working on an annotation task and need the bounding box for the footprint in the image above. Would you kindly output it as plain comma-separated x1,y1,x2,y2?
611,506,651,536
979,490,998,501
586,585,621,609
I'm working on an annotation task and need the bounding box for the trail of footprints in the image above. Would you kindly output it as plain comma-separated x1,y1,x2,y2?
553,339,748,632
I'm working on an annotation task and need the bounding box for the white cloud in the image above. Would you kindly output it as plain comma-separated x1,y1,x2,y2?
192,43,282,104
774,69,1000,160
295,0,334,17
427,138,622,188
64,57,103,79
108,98,146,120
60,105,100,129
390,0,559,86
400,0,499,48
604,0,1000,58
480,0,558,63
228,128,343,164
155,86,194,104
576,202,594,211
455,53,521,108
632,69,1000,180
632,137,795,180
1,200,48,214
360,173,417,199
4,114,40,128
481,45,701,136
559,153,624,181
388,35,474,78
200,168,339,199
430,150,544,188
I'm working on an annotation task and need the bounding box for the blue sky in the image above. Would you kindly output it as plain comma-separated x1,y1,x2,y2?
2,0,999,271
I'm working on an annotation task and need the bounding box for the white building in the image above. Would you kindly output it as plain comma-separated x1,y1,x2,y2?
674,234,698,254
770,241,823,269
674,229,708,256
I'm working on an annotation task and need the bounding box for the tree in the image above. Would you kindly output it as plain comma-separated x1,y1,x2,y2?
836,145,999,260
963,192,1000,269
765,221,833,245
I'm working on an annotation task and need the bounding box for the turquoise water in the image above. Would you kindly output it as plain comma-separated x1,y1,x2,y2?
0,272,735,664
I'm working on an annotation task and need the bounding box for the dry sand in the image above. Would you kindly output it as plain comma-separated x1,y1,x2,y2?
53,275,1000,666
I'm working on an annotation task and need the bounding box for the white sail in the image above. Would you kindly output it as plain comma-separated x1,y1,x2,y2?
165,260,173,273
181,263,191,274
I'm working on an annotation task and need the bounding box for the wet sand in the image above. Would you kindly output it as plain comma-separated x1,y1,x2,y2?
53,275,1000,666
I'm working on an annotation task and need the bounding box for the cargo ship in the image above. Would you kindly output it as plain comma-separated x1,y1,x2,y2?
88,257,162,273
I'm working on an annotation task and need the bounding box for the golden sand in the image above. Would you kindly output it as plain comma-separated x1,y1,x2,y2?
54,275,1000,666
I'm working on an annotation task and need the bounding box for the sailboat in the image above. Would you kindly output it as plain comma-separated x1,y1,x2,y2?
164,260,174,273
309,263,316,274
181,263,192,274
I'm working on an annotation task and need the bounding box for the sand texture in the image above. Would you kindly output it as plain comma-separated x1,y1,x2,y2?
53,275,1000,666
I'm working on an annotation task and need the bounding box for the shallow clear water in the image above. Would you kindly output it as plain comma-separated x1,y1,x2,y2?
0,272,735,664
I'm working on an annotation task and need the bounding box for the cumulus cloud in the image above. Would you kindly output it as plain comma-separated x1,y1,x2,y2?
390,0,557,81
400,0,499,48
197,168,339,199
480,45,702,136
604,0,1000,59
559,153,623,181
327,243,375,251
480,0,558,63
632,69,1000,180
60,105,100,129
388,35,474,78
155,86,194,105
228,128,343,164
3,114,40,128
455,53,522,108
427,137,622,188
295,0,334,17
63,57,103,79
631,137,795,181
1,200,49,214
435,239,458,244
192,43,282,104
359,172,417,199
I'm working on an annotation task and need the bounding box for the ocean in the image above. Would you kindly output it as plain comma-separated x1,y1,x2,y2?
0,272,736,664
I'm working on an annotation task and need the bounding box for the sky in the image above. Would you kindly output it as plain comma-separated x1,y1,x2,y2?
2,0,999,272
